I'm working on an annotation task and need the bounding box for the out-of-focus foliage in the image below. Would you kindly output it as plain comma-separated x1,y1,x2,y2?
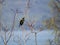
43,0,60,45
43,0,60,31
42,17,58,31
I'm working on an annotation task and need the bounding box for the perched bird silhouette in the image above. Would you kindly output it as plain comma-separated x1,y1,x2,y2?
19,17,25,27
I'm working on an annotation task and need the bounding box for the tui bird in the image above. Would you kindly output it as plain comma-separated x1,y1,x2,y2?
19,17,25,27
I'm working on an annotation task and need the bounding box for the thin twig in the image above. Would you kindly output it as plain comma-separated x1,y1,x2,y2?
6,9,17,44
35,32,37,45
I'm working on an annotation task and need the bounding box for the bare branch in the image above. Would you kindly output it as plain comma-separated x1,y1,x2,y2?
53,1,60,12
6,9,18,44
6,9,16,42
6,32,12,43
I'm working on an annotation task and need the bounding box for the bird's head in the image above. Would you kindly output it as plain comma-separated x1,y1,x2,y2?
22,17,25,20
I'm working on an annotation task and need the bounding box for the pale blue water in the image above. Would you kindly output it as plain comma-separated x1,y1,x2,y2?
0,30,54,45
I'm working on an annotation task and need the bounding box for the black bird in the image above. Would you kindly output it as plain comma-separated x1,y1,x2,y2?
19,17,25,27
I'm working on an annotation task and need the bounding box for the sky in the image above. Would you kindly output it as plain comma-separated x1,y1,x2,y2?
1,0,52,30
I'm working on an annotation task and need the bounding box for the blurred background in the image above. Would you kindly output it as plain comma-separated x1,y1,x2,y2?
0,0,60,45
